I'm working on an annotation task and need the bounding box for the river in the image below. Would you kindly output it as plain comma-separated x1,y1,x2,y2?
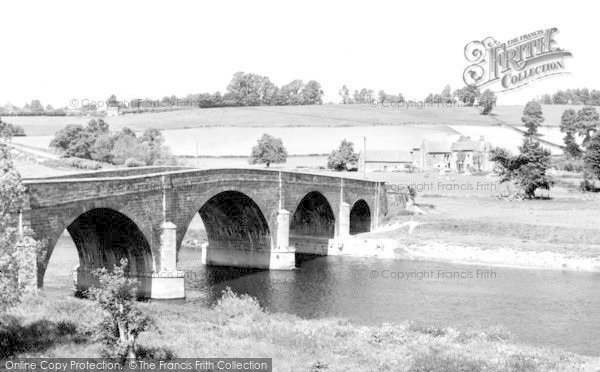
45,235,600,356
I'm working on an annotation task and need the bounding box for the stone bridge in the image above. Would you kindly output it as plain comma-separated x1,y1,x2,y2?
21,167,389,299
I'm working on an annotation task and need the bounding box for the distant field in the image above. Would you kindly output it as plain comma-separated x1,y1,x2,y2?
5,104,499,136
6,104,573,156
493,104,585,127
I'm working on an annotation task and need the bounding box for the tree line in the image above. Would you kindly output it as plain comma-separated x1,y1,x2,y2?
108,72,324,113
0,118,25,137
50,120,176,167
537,88,600,106
340,84,497,115
0,100,67,116
492,101,600,198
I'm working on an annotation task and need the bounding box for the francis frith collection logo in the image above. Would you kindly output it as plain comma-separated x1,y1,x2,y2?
463,28,572,92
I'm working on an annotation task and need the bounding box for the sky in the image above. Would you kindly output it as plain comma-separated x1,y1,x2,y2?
1,0,598,108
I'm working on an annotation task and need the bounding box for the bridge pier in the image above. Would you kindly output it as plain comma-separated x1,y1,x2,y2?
270,209,295,270
150,222,185,299
338,202,350,238
201,209,295,270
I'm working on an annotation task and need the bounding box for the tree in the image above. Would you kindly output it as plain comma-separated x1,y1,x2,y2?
521,101,544,136
302,80,324,105
441,85,452,103
454,86,480,106
107,95,119,108
88,259,153,360
552,90,569,104
584,133,600,181
0,119,25,138
575,106,600,146
45,104,54,112
111,135,151,165
479,89,496,115
87,119,109,134
541,94,552,104
91,134,116,163
0,142,44,311
279,80,305,105
29,100,44,113
249,134,287,167
560,109,581,157
226,71,275,106
50,124,94,158
339,85,352,104
138,128,174,165
491,138,554,198
327,139,358,171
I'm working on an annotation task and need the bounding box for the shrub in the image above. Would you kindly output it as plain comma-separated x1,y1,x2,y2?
580,179,600,192
125,158,147,168
552,156,584,172
90,134,115,163
213,287,263,319
88,259,154,361
55,157,103,170
111,135,151,165
409,349,489,372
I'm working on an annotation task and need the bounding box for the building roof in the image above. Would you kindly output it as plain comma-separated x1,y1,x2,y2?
451,136,490,152
363,150,412,163
423,140,452,153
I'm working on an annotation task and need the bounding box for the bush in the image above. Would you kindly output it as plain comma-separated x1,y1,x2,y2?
409,349,489,372
213,287,263,319
551,156,584,172
580,179,600,192
55,157,103,170
88,259,154,361
125,158,147,168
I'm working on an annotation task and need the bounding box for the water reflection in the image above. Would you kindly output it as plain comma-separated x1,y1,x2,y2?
44,235,600,356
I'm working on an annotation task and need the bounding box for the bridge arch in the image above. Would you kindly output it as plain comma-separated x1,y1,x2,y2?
199,190,271,252
178,189,274,268
290,191,335,238
350,199,371,235
53,207,154,296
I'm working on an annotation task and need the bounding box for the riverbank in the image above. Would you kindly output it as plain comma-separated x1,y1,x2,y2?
357,170,600,273
5,290,599,371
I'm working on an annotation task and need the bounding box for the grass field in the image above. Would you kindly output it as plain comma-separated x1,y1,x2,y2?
6,288,598,370
361,170,600,271
3,104,580,138
493,104,587,128
3,104,500,136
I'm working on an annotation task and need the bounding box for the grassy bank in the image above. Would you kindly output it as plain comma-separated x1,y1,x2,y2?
363,170,600,271
4,290,598,371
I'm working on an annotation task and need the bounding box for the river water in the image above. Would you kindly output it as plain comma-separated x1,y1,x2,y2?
45,236,600,356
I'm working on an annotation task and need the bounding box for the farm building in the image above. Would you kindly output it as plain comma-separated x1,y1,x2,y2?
411,139,454,170
450,136,493,172
359,150,413,172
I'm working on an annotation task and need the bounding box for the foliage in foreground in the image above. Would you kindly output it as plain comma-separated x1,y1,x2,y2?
584,132,600,182
87,259,153,361
4,287,593,370
0,142,44,311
